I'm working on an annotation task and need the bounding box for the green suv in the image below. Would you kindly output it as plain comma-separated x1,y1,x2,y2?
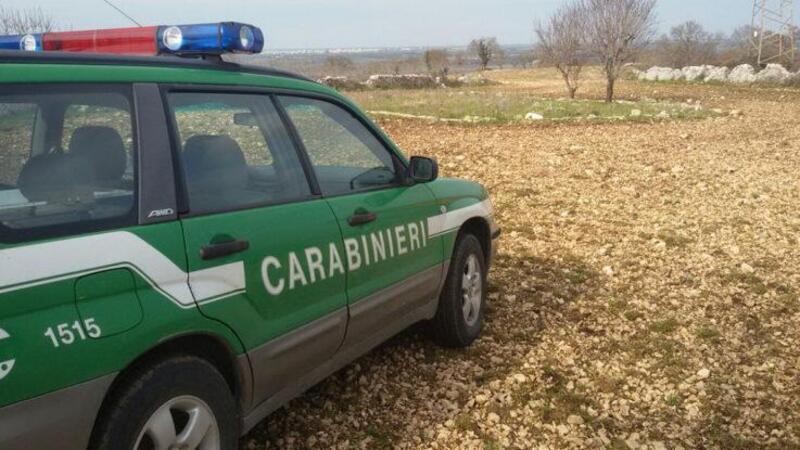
0,39,498,450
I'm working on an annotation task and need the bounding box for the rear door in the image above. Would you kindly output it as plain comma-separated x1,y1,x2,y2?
0,84,189,410
279,96,444,347
165,90,348,404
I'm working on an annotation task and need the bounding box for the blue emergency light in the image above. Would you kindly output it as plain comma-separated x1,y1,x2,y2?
0,33,42,51
158,22,264,55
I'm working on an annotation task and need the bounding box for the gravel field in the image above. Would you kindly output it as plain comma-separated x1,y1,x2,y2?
243,70,800,449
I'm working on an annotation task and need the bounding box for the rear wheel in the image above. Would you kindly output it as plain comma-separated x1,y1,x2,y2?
429,233,487,347
91,356,239,450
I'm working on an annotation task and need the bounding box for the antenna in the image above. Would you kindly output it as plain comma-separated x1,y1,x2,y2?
751,0,796,66
102,0,143,28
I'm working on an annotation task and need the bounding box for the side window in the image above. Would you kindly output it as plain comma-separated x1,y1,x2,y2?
279,96,400,197
168,92,311,214
0,88,136,242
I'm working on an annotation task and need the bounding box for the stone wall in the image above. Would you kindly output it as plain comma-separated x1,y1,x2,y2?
317,73,496,91
635,64,800,85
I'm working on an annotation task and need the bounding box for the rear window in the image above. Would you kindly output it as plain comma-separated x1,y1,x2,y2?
0,86,137,242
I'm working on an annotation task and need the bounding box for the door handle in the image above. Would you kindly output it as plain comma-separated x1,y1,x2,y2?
348,211,377,227
200,239,250,261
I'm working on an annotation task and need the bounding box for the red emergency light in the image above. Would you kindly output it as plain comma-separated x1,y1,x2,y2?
42,26,158,55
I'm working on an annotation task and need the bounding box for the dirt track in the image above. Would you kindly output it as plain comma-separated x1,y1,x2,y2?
244,71,800,449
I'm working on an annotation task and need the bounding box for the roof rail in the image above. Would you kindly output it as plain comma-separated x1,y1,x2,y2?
0,50,316,84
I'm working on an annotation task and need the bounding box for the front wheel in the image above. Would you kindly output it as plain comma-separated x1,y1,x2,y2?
429,233,487,348
90,356,240,450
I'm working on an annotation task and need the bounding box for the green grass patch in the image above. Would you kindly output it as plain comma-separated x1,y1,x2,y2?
665,393,684,408
695,325,722,342
720,270,769,295
651,318,680,334
348,88,718,123
624,310,645,321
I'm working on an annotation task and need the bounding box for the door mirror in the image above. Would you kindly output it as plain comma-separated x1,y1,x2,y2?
407,156,439,183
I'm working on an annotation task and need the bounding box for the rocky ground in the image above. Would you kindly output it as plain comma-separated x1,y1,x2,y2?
243,70,800,449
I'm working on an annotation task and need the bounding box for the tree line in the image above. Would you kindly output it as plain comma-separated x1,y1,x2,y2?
535,0,798,102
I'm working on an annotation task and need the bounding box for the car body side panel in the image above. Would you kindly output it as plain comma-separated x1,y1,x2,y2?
0,223,245,408
0,373,114,450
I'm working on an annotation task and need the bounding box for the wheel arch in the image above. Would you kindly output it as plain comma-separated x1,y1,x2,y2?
458,216,492,265
87,332,248,446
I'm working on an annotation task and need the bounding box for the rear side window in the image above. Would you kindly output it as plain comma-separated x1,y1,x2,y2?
0,87,136,242
167,92,311,215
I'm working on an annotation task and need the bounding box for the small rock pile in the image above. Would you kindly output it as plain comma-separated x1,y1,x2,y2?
318,73,497,91
318,74,445,90
635,64,800,85
316,76,364,91
364,74,443,89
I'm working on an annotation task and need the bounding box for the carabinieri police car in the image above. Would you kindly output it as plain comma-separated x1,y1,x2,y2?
0,21,499,450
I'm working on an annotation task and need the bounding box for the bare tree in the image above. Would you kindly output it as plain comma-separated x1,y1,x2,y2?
657,21,718,67
535,1,587,99
581,0,657,102
0,6,56,35
469,37,500,70
423,49,450,77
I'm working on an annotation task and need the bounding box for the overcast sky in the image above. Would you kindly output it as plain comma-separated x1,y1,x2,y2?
1,0,778,49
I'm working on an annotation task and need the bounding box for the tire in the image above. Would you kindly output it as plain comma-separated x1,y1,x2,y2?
429,233,487,348
90,356,240,450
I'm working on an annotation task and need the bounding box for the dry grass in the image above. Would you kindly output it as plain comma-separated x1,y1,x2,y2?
249,67,800,449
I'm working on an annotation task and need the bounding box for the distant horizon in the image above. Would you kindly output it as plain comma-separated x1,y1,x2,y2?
0,0,789,49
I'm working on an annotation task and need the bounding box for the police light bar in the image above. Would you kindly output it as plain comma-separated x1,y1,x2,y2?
0,22,264,56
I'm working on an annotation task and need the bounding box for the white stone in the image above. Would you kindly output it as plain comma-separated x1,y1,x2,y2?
755,64,792,84
630,109,642,117
729,64,757,84
697,368,711,379
682,65,714,82
567,414,584,425
704,66,730,83
525,112,544,121
741,263,755,274
645,66,683,82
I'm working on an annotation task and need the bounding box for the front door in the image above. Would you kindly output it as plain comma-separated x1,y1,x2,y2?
279,96,444,347
165,91,348,404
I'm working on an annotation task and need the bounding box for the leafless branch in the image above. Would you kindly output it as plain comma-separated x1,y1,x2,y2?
535,1,588,98
581,0,657,101
0,6,57,35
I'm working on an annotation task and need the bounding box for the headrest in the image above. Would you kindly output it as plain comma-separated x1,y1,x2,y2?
17,153,83,202
69,126,127,185
183,135,248,194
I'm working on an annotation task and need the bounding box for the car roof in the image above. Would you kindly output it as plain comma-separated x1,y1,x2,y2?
0,50,335,96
